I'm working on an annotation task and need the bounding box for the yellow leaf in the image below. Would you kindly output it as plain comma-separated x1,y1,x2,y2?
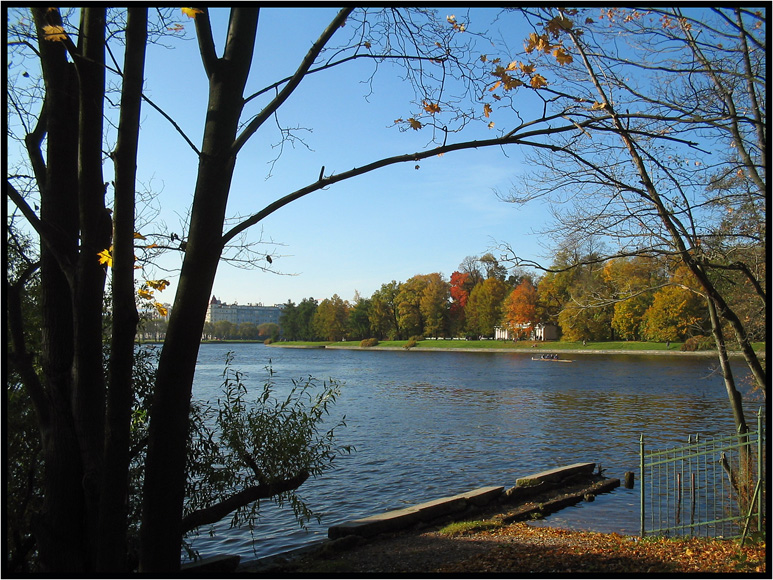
147,279,170,291
525,32,551,54
408,118,423,130
137,288,154,300
133,232,147,240
530,74,547,89
154,302,168,317
97,248,113,268
553,47,573,65
42,24,67,42
487,122,495,129
591,101,606,110
363,41,371,49
519,63,536,75
181,7,203,18
506,60,519,71
423,101,441,114
489,80,502,92
483,103,492,118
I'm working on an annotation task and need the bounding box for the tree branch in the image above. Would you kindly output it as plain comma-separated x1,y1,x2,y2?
6,181,75,277
180,471,309,534
193,8,217,78
232,7,353,155
141,93,200,156
24,97,48,191
222,134,519,246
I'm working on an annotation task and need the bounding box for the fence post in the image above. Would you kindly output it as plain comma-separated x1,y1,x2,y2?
640,433,645,537
757,408,763,532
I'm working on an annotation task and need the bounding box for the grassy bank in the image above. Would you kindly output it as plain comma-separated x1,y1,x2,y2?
270,339,766,355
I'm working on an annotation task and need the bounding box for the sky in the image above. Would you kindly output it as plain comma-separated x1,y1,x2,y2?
13,7,557,308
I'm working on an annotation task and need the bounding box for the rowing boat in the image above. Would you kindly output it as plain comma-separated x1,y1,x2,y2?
531,357,573,363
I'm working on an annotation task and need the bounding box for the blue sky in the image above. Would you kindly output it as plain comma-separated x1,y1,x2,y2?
125,8,553,306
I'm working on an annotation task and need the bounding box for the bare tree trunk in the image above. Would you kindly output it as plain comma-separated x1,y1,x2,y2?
139,9,260,572
70,9,109,568
706,296,748,435
97,7,147,572
30,7,86,570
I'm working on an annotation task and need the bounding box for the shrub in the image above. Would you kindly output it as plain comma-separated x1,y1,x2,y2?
360,338,379,347
681,335,714,351
404,339,418,349
263,338,274,345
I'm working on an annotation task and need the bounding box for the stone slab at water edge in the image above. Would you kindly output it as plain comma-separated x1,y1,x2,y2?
328,486,504,539
328,463,610,541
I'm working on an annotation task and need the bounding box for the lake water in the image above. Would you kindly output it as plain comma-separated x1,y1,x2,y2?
184,343,756,564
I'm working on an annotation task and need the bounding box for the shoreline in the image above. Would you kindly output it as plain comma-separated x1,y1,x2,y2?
270,343,762,358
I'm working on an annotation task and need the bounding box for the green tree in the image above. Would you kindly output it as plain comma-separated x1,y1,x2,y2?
347,295,373,340
296,298,319,341
419,273,450,338
396,275,429,338
465,277,510,337
278,300,299,340
238,322,259,340
312,295,350,341
369,281,401,340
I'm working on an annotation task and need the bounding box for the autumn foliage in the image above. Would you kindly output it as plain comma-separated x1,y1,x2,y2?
501,279,538,339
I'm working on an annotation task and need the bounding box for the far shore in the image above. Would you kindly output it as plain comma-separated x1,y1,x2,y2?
268,340,766,358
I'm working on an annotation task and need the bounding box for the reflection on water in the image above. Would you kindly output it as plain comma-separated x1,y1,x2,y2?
185,344,754,562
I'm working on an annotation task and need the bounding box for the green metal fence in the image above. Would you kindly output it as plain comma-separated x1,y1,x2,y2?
640,409,764,540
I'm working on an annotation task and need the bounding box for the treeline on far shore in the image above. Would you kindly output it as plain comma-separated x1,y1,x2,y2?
273,252,764,348
137,252,764,349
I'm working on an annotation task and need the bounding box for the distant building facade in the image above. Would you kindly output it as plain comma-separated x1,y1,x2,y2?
494,322,559,342
206,296,283,326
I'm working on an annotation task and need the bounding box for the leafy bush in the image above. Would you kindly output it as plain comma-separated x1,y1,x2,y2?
264,338,274,345
681,335,714,351
360,338,379,347
404,339,418,349
184,353,353,551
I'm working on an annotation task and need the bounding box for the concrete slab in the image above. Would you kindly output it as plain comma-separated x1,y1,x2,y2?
328,486,504,540
328,506,421,539
515,462,595,487
462,486,505,506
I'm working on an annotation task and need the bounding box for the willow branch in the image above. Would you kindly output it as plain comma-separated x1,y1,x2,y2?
180,471,309,534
